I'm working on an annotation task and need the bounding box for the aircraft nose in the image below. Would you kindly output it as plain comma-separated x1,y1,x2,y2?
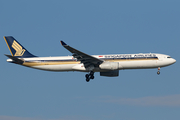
172,58,176,64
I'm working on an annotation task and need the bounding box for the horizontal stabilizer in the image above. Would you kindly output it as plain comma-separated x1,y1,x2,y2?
5,54,24,64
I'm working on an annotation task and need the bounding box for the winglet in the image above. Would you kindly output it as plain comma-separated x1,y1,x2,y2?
60,41,67,46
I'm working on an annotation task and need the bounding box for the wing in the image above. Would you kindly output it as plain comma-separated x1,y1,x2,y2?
60,41,103,68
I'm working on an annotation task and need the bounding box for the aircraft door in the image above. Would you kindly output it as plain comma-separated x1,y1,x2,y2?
158,55,164,61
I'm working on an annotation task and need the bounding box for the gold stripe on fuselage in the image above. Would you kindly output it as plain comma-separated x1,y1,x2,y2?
22,57,158,67
23,61,80,67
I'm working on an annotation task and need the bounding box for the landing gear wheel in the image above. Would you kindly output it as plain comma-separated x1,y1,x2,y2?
90,75,94,79
157,67,160,75
85,71,95,82
86,78,90,82
85,74,89,78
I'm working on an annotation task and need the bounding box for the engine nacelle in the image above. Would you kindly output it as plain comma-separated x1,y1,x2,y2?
99,62,120,70
100,70,119,77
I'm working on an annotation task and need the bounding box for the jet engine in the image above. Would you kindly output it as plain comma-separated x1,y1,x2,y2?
100,70,119,77
99,62,121,70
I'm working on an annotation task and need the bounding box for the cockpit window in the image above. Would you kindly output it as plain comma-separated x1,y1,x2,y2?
167,56,171,58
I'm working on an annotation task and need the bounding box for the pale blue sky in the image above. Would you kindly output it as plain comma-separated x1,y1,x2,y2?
0,0,180,120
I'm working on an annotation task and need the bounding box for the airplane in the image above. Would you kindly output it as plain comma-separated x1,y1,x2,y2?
4,36,176,82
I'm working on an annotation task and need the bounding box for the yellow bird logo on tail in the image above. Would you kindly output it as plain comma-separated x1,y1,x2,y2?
12,40,26,56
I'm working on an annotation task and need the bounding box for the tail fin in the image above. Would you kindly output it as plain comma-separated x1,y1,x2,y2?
4,36,36,58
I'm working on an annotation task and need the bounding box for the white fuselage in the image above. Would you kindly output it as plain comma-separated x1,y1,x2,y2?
7,53,176,72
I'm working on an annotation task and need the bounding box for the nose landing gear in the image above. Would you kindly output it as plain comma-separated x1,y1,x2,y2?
85,71,94,82
157,67,160,75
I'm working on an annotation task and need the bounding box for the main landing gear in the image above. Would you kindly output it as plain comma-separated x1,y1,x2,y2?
85,71,94,82
157,67,160,75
